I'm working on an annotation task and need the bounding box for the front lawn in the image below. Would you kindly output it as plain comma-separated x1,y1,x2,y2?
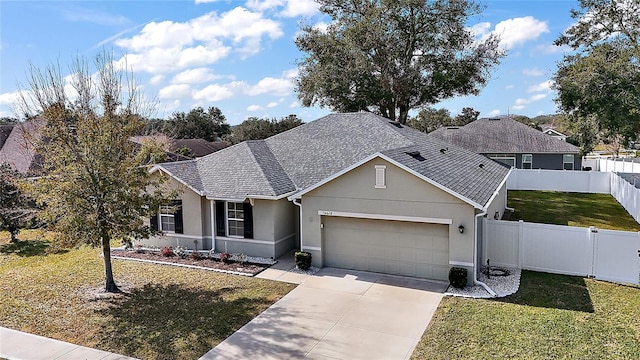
0,231,295,359
412,271,640,359
507,190,640,231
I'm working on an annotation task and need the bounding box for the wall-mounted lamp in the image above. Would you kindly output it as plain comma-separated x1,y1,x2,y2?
458,225,464,234
494,211,500,220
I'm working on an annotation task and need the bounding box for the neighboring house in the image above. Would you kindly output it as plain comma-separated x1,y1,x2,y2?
145,112,510,283
541,125,568,142
0,118,189,176
429,117,581,170
131,135,229,158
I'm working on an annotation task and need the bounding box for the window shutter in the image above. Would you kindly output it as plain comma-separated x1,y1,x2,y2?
150,213,159,232
215,201,226,237
243,201,253,239
173,200,183,234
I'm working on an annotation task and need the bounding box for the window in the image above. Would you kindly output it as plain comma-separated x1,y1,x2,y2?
227,202,245,237
563,154,574,170
489,154,516,168
151,200,183,234
522,154,532,169
159,205,176,233
375,165,386,189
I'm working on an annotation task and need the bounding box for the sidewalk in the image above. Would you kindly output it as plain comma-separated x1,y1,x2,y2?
0,327,137,360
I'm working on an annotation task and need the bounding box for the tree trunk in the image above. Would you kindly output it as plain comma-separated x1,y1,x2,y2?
10,230,18,243
398,104,409,125
102,233,120,293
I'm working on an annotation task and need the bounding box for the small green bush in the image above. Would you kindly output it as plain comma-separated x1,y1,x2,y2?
449,267,467,289
295,251,312,270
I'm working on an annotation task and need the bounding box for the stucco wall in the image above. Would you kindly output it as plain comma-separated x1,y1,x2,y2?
299,158,476,269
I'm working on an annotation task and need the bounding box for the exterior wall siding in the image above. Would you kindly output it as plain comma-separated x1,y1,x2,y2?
485,153,582,170
299,158,476,270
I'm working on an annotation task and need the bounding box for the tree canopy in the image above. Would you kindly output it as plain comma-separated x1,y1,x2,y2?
167,106,231,142
553,0,640,150
295,0,504,124
17,51,173,292
407,107,479,133
229,114,303,144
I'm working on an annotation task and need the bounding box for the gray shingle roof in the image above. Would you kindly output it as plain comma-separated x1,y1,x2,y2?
158,112,510,207
429,117,579,154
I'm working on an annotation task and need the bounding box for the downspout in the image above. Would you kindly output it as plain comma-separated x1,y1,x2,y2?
292,198,302,251
475,211,497,297
210,200,215,252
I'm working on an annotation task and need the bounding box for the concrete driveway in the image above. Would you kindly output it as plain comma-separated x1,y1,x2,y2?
200,268,447,360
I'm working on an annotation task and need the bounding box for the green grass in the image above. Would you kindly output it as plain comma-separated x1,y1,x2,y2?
412,271,640,359
0,231,295,359
508,190,640,231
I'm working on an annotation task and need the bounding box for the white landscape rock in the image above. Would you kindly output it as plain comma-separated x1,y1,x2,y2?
446,266,521,299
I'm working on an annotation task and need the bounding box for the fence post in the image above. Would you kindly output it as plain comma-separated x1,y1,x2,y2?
589,226,597,278
518,220,524,269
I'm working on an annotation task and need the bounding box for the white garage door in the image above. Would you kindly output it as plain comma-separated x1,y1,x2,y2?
323,216,449,280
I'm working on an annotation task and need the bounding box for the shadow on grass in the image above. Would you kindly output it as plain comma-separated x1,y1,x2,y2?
96,283,310,359
0,239,51,256
495,271,594,313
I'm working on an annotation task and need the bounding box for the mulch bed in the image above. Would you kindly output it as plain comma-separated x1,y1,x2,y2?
111,250,271,276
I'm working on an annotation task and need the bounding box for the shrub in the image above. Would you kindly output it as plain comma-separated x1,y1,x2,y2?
190,251,201,260
235,253,247,266
295,251,312,270
449,267,467,289
161,246,173,257
173,246,187,258
220,252,232,264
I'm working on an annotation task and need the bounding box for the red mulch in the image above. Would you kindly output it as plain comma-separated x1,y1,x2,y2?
111,250,270,276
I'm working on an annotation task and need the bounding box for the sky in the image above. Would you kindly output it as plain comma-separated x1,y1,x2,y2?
0,0,579,125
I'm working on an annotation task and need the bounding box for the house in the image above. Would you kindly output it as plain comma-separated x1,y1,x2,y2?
131,135,229,158
429,117,581,170
145,112,510,283
541,125,568,142
0,118,190,176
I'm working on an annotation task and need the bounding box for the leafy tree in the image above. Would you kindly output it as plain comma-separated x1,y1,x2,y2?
16,51,173,292
230,115,303,144
407,108,453,133
295,0,504,124
0,163,36,242
554,0,640,148
168,107,230,142
454,107,480,126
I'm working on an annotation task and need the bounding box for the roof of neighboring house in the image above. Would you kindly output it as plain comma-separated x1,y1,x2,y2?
429,117,579,154
0,125,14,149
542,128,567,137
0,118,189,175
171,138,229,157
0,119,44,175
156,112,510,208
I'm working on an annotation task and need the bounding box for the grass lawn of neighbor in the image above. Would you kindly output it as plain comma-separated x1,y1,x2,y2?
507,190,640,231
412,271,640,359
0,230,295,359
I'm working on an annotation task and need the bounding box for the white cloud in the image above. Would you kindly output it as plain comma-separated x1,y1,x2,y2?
527,80,552,93
513,93,548,110
487,109,501,117
246,77,293,96
523,68,545,77
171,68,221,84
158,84,191,99
114,7,283,74
245,0,285,12
195,0,222,4
289,101,299,108
281,0,319,17
477,17,549,50
247,104,263,111
149,75,165,85
0,90,21,107
267,102,278,108
534,44,571,55
192,84,235,102
313,21,330,33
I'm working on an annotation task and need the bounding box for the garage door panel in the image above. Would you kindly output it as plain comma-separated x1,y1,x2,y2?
323,217,449,281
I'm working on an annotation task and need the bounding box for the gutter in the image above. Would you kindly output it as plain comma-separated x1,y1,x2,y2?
474,211,497,297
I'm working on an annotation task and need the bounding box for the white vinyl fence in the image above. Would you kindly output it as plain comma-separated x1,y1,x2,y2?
596,158,640,173
507,169,611,193
485,220,640,285
507,169,640,222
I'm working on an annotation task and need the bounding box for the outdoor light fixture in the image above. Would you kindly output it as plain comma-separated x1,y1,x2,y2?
458,225,464,233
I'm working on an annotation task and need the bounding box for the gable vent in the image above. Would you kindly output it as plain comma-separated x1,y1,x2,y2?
389,121,403,128
405,150,426,161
